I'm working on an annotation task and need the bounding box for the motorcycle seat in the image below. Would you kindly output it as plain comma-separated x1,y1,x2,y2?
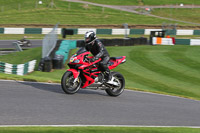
108,61,114,66
110,57,123,60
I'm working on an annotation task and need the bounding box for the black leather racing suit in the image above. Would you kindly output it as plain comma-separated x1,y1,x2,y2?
85,39,110,74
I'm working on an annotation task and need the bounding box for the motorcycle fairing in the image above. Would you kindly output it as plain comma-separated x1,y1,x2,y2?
108,56,126,70
67,69,80,79
82,74,95,88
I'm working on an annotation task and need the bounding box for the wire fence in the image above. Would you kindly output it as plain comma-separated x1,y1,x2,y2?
42,23,58,58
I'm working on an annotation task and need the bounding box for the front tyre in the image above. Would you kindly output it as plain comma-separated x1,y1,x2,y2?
105,72,125,97
61,71,82,94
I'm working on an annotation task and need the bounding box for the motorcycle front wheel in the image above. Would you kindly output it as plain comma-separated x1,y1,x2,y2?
61,71,82,94
105,72,125,97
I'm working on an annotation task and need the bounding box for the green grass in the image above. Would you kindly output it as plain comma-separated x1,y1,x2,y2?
152,8,200,24
0,0,188,25
0,126,199,133
82,0,139,5
1,45,200,100
143,0,200,5
0,34,47,40
0,34,146,40
110,45,200,100
83,0,200,5
0,47,41,66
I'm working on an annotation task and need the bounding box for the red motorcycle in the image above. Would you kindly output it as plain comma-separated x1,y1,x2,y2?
61,47,126,96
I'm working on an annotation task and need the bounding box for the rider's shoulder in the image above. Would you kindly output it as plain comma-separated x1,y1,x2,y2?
95,39,103,46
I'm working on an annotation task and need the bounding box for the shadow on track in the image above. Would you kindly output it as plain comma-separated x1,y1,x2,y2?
17,81,108,96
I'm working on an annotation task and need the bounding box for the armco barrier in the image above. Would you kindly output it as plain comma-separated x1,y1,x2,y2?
4,28,24,34
0,28,4,33
25,28,42,34
153,38,200,45
152,37,174,45
190,39,200,46
1,27,200,36
193,30,200,35
97,29,112,34
0,60,37,75
175,39,190,45
130,29,145,34
176,30,194,35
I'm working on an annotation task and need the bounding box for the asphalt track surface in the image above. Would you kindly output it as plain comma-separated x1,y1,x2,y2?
0,40,42,49
0,80,200,126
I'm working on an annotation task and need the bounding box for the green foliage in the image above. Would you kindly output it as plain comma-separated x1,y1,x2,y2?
152,8,200,24
0,47,41,68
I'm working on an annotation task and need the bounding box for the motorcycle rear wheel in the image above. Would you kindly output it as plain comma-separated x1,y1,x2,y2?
61,71,82,94
105,72,125,97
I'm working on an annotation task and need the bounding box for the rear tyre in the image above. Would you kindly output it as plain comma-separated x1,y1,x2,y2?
105,72,125,97
61,71,82,94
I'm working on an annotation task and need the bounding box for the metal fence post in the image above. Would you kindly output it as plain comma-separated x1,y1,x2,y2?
12,42,23,52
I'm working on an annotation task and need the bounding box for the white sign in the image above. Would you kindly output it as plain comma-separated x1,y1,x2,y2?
39,1,43,4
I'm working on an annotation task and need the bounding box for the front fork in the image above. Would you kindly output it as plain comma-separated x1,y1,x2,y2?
67,69,80,83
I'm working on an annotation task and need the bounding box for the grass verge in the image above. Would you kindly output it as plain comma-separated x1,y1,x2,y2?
152,8,200,24
83,0,200,5
0,126,199,133
0,0,187,25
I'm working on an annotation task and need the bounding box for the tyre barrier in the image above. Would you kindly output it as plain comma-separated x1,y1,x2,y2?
38,57,52,72
76,37,148,47
55,40,77,65
0,60,37,76
52,55,64,69
38,40,77,71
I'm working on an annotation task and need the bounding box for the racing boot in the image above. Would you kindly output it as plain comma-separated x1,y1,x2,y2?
103,70,111,83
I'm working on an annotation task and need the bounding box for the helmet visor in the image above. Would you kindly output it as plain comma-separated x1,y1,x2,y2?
85,37,90,43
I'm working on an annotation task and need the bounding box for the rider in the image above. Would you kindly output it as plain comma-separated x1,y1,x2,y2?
19,36,27,42
84,31,111,82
